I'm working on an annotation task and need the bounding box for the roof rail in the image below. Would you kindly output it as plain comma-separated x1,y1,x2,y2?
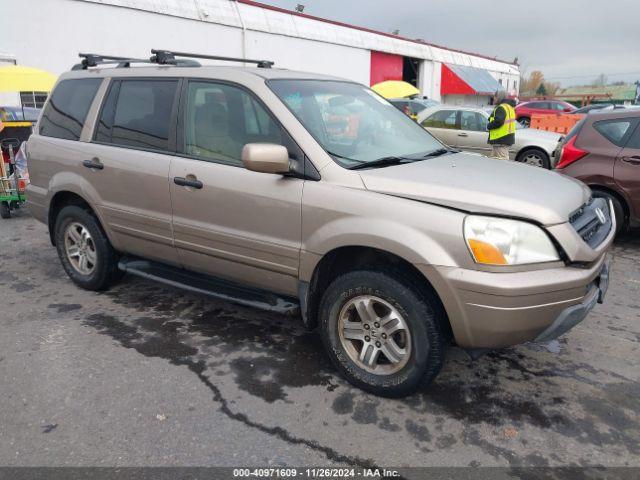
72,53,200,70
150,49,274,68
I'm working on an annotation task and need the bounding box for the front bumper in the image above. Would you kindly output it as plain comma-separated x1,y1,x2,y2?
420,254,611,349
534,257,609,343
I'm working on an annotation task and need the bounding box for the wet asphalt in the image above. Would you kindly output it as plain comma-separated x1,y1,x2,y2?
0,210,638,470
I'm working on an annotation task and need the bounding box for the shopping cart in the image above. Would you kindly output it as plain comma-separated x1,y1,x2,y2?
0,138,26,219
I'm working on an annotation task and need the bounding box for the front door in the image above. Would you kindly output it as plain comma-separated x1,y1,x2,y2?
169,80,304,296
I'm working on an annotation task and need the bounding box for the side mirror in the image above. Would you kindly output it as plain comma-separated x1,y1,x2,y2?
242,143,290,174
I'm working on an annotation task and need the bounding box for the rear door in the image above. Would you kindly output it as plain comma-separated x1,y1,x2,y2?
169,79,304,295
88,78,181,265
614,120,640,221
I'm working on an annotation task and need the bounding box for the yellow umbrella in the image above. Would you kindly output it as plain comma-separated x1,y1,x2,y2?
0,65,57,93
371,80,420,99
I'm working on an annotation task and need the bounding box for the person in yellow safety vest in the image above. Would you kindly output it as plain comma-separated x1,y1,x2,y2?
487,96,517,160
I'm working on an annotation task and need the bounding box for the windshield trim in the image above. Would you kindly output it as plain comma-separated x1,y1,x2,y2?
265,78,445,170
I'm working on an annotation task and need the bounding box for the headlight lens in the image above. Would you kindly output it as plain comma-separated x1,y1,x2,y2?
464,216,559,265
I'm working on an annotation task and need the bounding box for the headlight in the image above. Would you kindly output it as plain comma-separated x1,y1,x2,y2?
464,216,559,265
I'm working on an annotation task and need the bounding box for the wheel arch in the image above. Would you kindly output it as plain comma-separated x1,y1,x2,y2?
300,245,453,341
48,190,108,246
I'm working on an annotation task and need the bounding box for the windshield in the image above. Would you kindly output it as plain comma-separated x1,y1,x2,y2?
268,80,443,167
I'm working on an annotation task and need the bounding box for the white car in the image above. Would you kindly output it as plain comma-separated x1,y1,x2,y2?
417,106,563,168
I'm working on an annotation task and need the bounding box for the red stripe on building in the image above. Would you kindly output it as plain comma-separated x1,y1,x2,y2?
370,51,403,86
440,64,476,95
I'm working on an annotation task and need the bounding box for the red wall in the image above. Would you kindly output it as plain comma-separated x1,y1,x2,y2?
441,64,475,95
370,51,403,86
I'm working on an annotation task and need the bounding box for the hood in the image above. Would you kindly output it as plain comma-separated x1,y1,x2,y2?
358,153,590,226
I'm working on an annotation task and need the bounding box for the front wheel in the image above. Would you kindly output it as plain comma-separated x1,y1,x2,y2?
319,270,446,397
517,148,550,169
54,205,122,291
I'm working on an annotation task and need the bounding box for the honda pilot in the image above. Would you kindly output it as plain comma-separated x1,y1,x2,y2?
26,51,614,396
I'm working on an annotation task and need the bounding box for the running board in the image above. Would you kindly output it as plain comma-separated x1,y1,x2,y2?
118,257,300,315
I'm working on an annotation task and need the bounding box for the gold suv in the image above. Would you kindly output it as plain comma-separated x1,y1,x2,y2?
26,51,614,396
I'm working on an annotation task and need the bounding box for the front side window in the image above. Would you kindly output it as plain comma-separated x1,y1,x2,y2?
422,110,458,130
184,81,288,167
269,80,443,167
594,119,634,147
95,79,178,152
40,78,101,141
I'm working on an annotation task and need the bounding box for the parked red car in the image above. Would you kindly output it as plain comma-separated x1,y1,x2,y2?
516,100,577,127
555,109,640,234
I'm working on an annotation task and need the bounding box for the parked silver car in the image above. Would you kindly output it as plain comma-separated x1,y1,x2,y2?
417,106,563,168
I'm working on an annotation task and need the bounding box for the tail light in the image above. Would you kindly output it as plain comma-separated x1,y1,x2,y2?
556,136,588,169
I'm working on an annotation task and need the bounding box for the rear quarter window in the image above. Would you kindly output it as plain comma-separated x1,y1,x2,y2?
39,78,102,141
593,119,635,147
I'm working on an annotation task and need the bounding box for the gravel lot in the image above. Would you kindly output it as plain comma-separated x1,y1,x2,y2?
1,210,638,470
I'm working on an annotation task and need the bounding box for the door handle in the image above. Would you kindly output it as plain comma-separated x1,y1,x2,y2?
82,158,103,170
457,133,469,137
174,176,203,189
621,156,640,165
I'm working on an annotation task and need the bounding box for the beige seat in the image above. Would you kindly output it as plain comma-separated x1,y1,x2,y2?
190,99,243,165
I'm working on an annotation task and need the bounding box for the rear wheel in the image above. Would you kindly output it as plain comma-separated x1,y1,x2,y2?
54,205,122,290
319,270,446,397
592,190,626,235
516,148,550,169
519,117,531,128
0,202,10,219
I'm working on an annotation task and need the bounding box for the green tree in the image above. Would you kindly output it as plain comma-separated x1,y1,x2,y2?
536,83,547,96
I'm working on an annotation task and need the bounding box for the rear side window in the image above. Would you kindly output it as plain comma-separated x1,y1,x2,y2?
39,79,101,141
95,79,178,152
594,119,634,147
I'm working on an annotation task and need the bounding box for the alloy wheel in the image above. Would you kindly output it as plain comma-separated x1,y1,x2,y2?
521,152,544,167
338,295,412,375
64,222,97,275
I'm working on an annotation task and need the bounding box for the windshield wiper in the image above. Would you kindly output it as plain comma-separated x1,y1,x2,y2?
348,156,414,170
422,147,458,158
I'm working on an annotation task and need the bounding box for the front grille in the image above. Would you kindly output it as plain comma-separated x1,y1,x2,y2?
569,197,612,248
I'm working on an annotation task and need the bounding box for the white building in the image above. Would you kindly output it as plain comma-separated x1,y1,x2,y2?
2,0,519,105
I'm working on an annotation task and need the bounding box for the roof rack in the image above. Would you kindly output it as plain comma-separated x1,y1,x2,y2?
72,50,274,71
150,49,274,68
72,52,200,70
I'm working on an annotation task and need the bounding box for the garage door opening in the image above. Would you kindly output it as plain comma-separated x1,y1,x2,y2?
403,57,420,88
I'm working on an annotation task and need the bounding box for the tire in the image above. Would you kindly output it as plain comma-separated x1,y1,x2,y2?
592,190,626,235
516,148,550,169
54,205,122,291
519,117,531,128
319,270,445,397
0,202,10,219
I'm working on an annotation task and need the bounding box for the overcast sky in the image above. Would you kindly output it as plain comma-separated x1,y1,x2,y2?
260,0,640,86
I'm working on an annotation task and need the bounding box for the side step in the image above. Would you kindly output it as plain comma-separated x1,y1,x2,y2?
118,257,300,315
